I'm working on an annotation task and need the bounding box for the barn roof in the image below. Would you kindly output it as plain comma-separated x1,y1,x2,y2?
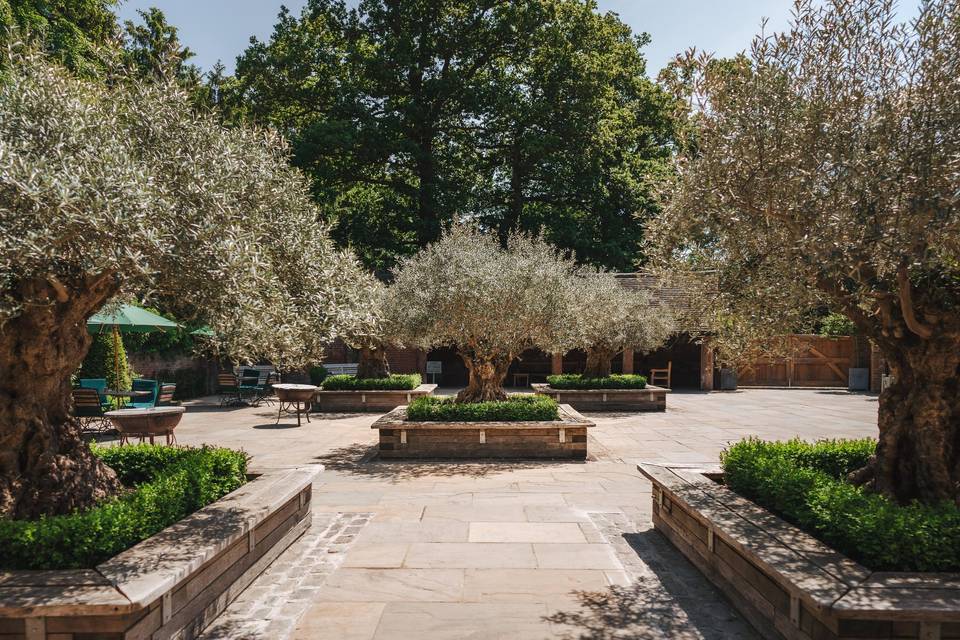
614,271,716,333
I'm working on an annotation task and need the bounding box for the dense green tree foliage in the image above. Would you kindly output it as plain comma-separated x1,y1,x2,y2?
121,7,198,84
228,0,676,270
0,0,118,76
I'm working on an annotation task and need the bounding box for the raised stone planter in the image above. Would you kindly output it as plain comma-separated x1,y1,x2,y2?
372,403,594,459
0,465,322,639
313,383,437,412
638,463,960,640
531,383,668,412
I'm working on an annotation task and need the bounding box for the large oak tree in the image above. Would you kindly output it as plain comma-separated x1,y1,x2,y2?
0,52,374,518
651,0,960,505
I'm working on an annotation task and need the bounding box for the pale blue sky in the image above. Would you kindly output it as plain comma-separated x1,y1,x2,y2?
114,0,804,76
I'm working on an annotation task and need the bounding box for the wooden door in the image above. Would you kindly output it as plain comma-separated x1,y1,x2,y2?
738,336,852,387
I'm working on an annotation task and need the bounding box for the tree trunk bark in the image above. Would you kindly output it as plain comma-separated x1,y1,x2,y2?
583,347,617,378
862,339,960,505
456,355,511,403
356,345,391,379
0,276,121,519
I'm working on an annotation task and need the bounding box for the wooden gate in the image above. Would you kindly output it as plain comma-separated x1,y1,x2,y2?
738,335,853,387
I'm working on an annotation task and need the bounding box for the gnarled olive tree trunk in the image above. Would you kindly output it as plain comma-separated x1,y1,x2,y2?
0,277,121,519
859,338,960,506
456,354,512,403
583,346,619,378
356,345,390,379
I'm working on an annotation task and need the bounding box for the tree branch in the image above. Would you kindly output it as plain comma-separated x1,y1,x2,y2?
896,265,933,339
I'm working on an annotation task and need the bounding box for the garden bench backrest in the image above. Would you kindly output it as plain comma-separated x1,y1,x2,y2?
157,383,177,405
72,388,104,418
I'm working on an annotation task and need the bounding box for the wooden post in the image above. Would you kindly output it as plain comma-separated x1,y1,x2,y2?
622,348,634,375
551,352,563,375
700,337,714,391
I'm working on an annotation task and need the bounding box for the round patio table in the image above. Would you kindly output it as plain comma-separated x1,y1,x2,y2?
273,384,317,426
103,389,151,409
106,406,185,444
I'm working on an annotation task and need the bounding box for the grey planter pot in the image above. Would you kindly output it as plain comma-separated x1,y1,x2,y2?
719,368,737,391
848,367,869,391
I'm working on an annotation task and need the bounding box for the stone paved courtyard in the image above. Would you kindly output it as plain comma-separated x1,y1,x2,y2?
172,389,879,639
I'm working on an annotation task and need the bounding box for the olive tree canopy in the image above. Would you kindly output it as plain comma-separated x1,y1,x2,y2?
0,51,373,518
650,0,960,505
387,225,576,402
564,270,675,378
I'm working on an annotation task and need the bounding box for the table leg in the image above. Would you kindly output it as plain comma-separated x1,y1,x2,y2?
305,401,311,424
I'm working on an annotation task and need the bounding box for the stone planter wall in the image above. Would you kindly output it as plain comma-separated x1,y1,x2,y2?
0,465,322,640
372,404,594,460
313,384,437,412
531,384,667,412
638,463,960,640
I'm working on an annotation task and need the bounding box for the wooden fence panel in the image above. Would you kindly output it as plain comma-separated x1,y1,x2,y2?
737,336,852,387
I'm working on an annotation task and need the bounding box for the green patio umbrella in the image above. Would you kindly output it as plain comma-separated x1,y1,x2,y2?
190,325,216,338
86,304,180,389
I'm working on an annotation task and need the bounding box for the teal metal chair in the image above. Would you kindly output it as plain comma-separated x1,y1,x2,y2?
238,368,265,405
130,379,159,409
78,378,110,410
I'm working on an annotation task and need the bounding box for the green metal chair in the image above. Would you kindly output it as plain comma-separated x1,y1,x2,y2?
130,379,159,409
238,368,265,405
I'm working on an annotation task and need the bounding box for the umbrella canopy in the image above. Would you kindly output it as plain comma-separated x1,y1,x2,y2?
87,304,179,334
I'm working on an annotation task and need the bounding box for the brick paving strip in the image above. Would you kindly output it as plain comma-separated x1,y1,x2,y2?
201,508,372,639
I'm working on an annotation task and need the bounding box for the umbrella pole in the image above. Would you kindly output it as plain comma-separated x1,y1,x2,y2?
112,325,121,391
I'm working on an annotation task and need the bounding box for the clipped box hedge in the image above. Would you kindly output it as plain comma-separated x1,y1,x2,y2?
406,395,559,422
722,437,960,572
321,373,422,391
546,373,648,389
0,444,248,570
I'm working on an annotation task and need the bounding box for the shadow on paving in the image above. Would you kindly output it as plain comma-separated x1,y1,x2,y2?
312,442,587,479
544,529,758,640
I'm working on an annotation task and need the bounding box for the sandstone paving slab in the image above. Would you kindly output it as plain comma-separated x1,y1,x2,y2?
371,602,555,640
468,521,586,543
522,504,594,523
403,542,538,569
354,518,469,544
313,568,465,602
342,543,410,569
462,568,612,603
292,601,385,640
423,503,527,522
533,543,623,570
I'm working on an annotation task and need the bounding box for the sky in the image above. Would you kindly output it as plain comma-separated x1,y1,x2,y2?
114,0,802,77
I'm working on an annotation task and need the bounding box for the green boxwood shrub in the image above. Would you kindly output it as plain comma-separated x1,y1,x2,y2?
406,395,559,422
321,373,421,391
0,445,248,570
546,374,648,389
721,438,960,571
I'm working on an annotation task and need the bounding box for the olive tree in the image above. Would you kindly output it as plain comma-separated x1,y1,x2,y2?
565,270,675,378
338,274,395,379
388,225,576,402
650,0,960,505
0,52,374,518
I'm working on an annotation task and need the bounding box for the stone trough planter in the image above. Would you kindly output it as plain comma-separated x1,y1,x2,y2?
372,403,594,460
0,465,322,640
638,463,960,640
531,383,668,412
313,383,437,412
